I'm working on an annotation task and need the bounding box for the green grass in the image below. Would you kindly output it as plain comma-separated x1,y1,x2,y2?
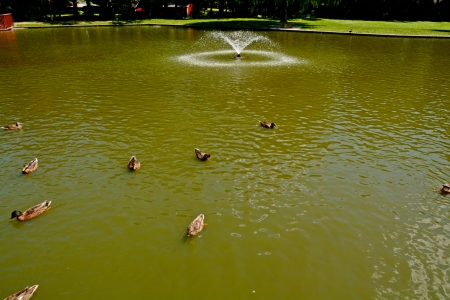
294,18,450,36
14,17,450,36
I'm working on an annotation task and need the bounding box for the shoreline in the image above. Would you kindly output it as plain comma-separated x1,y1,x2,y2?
11,21,450,39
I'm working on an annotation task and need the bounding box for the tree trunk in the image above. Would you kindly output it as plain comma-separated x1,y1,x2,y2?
280,0,287,22
175,0,178,18
57,0,62,18
85,0,92,18
218,0,224,17
73,0,79,18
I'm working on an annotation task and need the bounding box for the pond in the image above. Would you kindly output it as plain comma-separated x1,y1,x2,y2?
0,26,449,299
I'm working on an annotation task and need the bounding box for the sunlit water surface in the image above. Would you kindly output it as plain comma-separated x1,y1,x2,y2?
0,27,449,299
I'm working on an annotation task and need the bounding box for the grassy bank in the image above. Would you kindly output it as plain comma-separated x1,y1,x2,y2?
14,17,450,36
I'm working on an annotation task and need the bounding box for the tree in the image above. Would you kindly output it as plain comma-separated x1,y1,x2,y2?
280,0,287,21
73,0,79,18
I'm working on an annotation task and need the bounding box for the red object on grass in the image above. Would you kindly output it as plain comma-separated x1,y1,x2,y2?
0,13,14,31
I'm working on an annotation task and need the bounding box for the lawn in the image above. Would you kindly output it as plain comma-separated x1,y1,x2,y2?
14,17,450,36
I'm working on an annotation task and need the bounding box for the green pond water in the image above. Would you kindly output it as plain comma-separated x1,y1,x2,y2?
0,26,449,299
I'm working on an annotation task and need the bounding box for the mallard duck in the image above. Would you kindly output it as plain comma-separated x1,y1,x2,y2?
187,214,205,237
195,148,210,161
4,285,38,300
128,156,140,170
441,183,450,194
2,122,23,130
259,121,277,129
22,158,38,174
10,200,51,221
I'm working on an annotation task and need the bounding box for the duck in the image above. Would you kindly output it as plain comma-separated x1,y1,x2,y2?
10,200,51,221
4,285,38,300
2,122,23,130
187,214,205,237
441,183,450,194
128,156,140,170
22,158,38,174
259,121,277,129
195,148,210,161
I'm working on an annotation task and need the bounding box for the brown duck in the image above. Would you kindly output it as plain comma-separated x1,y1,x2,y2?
4,285,39,300
195,148,210,161
128,156,140,170
259,121,277,129
187,214,205,237
22,158,38,174
441,183,450,194
10,200,51,221
2,122,23,130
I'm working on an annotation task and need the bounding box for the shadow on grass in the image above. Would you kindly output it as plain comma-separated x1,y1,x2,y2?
174,18,322,29
298,17,323,21
172,19,321,29
46,20,79,25
34,18,322,30
432,29,450,33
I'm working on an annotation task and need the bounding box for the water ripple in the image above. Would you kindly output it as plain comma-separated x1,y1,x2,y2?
177,50,301,67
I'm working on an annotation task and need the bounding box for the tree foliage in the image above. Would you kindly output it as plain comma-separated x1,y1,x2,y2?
1,0,449,21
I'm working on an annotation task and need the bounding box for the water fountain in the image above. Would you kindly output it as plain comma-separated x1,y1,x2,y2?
178,31,300,67
210,31,272,59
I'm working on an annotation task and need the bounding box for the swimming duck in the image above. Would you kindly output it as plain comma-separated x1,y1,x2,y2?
4,285,39,300
441,183,450,194
22,158,38,174
187,214,205,237
259,121,277,129
195,148,210,161
2,122,23,130
10,200,51,221
128,156,140,170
